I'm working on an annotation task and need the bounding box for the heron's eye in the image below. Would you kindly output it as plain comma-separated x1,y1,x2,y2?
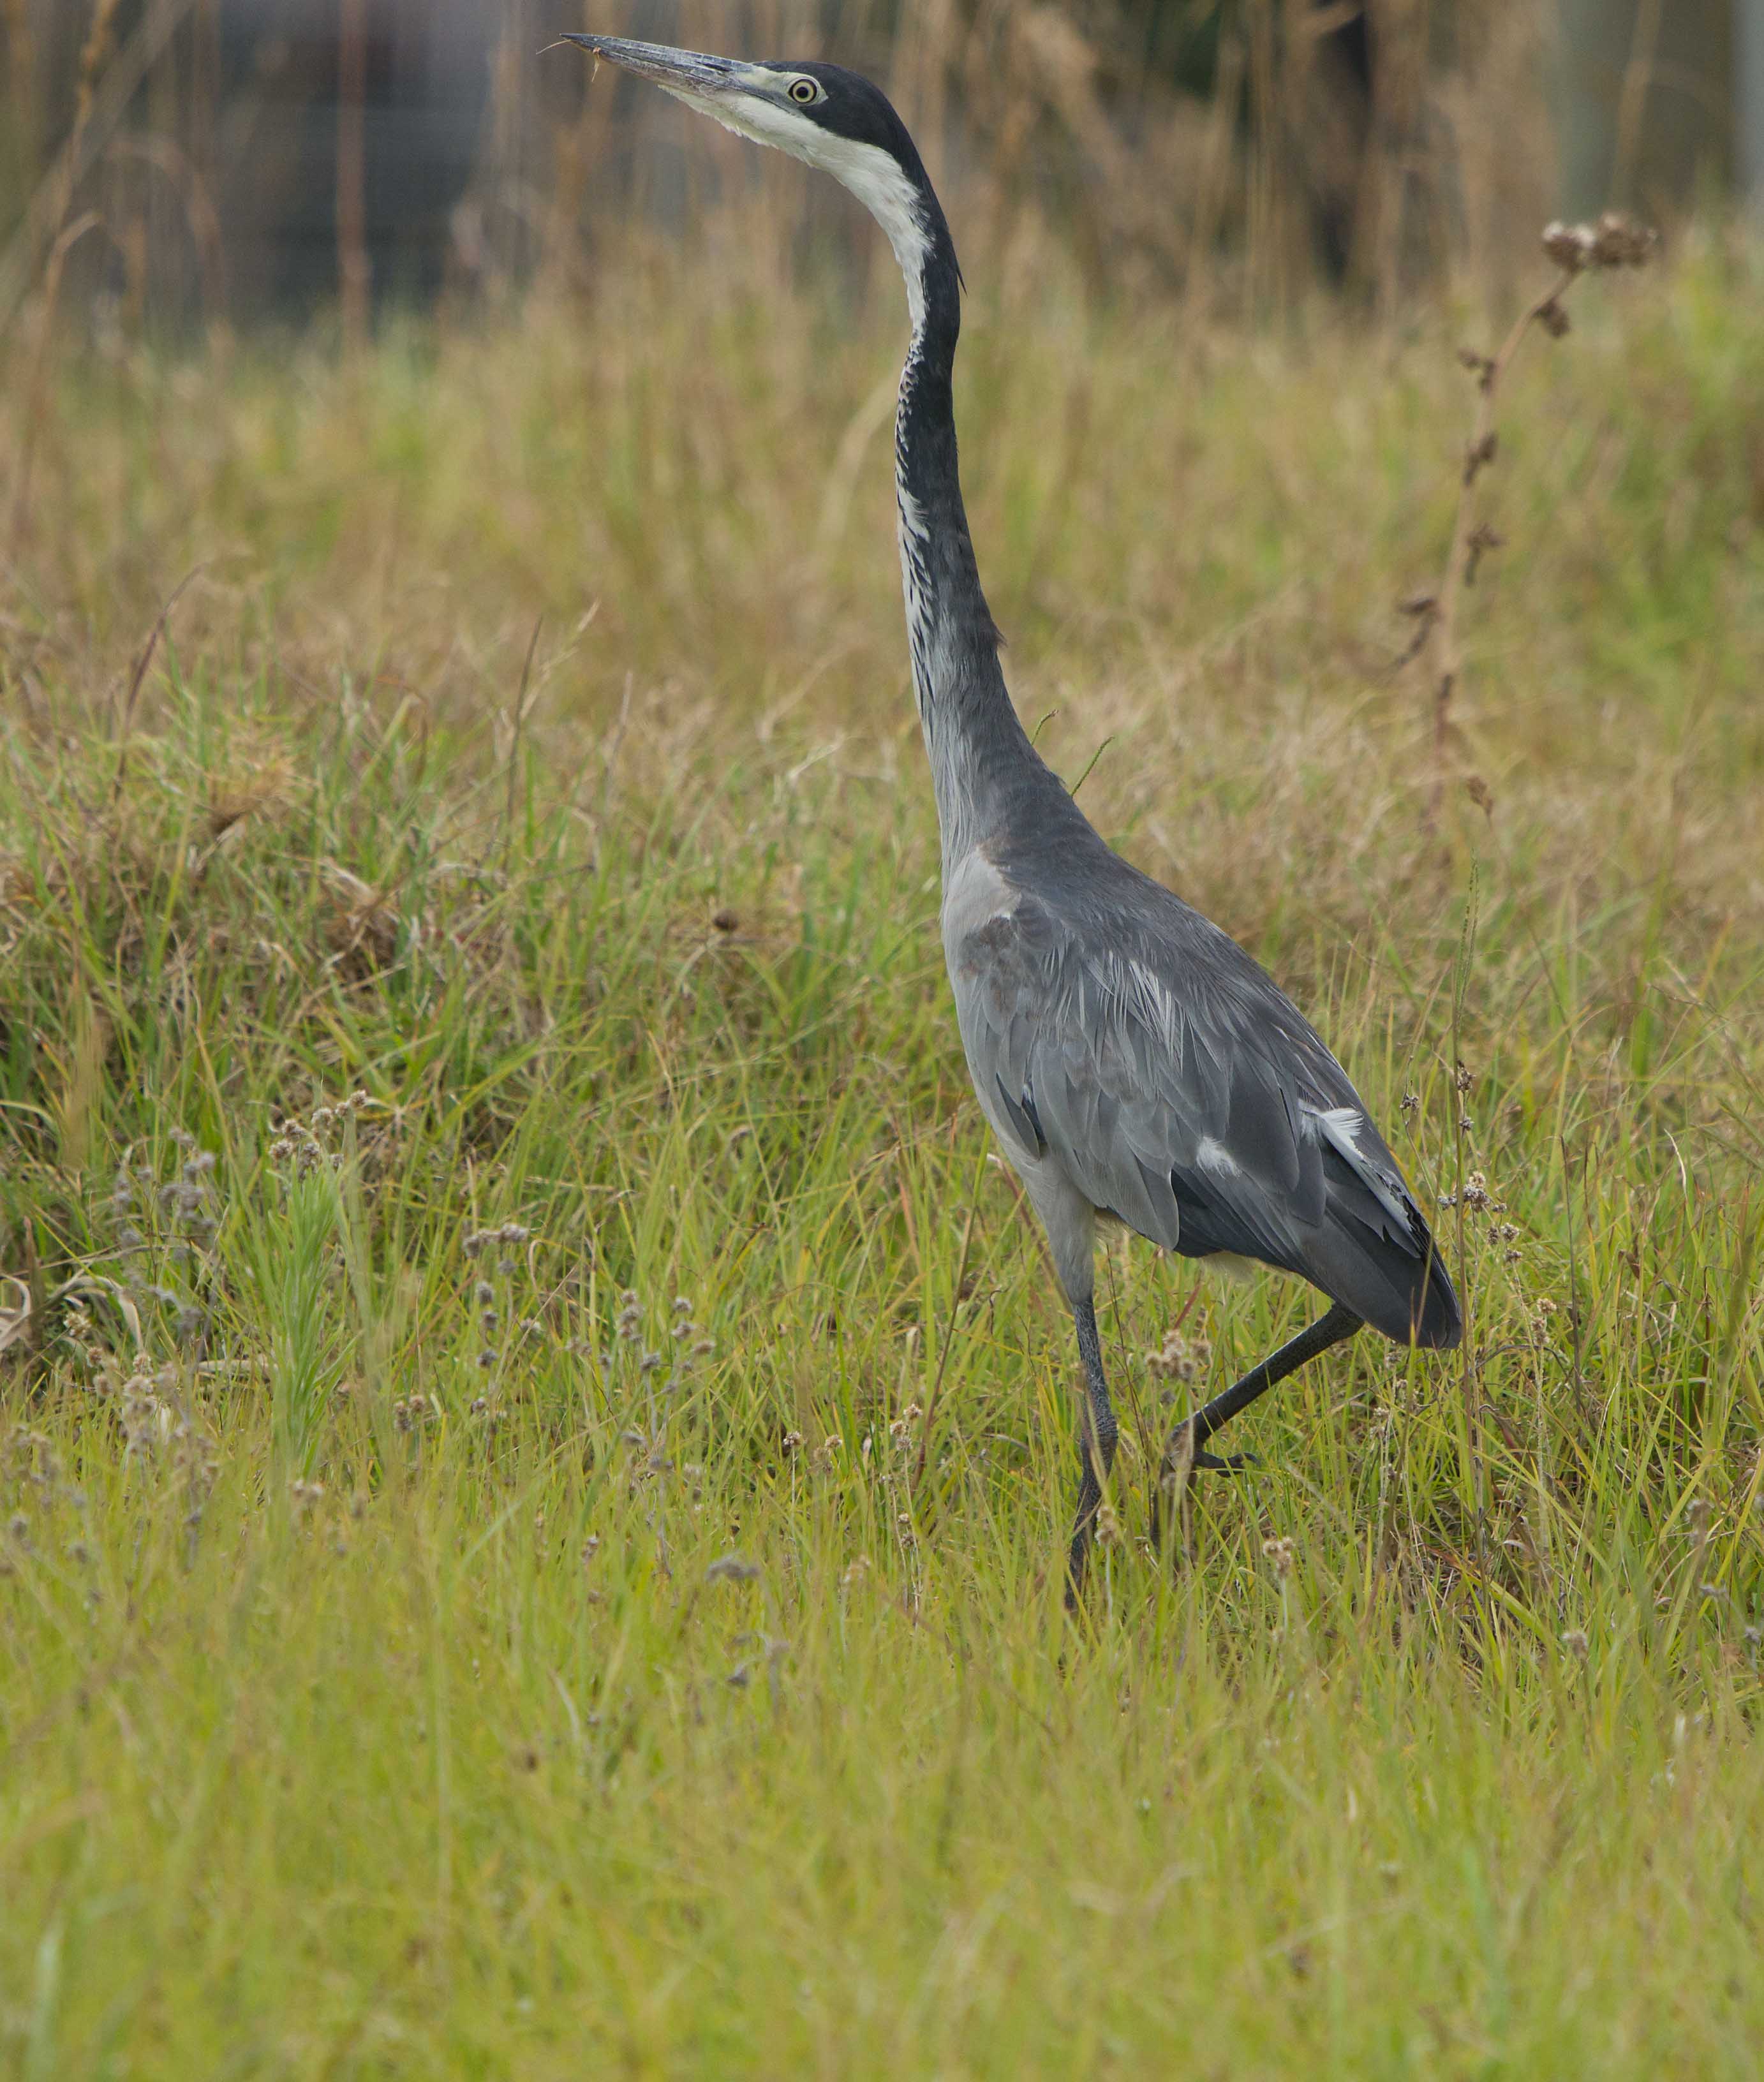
787,77,822,105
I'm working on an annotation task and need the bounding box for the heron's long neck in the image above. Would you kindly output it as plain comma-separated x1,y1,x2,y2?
891,219,1047,863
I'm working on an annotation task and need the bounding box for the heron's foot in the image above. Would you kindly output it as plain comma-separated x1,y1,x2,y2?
1157,1415,1259,1482
1148,1433,1259,1554
1192,1446,1258,1473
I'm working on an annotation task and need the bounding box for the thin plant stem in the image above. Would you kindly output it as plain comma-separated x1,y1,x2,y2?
1420,267,1573,825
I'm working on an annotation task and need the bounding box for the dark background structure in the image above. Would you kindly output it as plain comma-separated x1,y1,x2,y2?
0,1,1747,337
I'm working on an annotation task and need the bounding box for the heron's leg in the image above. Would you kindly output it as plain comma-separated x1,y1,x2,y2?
1064,1294,1118,1608
1150,1302,1361,1553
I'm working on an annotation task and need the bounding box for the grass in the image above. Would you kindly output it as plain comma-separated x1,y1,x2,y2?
3,209,1764,2074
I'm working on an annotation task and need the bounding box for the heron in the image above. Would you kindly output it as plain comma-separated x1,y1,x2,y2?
563,34,1461,1602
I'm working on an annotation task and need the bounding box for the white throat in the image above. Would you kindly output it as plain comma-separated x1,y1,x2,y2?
664,87,931,331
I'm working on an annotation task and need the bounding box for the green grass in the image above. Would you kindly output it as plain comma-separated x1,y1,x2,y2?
3,218,1764,2074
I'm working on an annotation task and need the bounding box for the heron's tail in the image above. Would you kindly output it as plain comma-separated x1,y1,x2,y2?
1405,1246,1462,1350
1305,1216,1461,1350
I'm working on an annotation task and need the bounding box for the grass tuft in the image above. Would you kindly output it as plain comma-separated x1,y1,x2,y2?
3,225,1763,2070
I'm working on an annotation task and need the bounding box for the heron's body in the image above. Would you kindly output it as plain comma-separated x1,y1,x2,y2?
565,34,1460,1598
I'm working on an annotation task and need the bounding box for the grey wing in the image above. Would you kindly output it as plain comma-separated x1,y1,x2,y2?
948,880,1459,1348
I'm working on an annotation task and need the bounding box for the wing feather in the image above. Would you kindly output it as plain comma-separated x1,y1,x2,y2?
946,848,1457,1345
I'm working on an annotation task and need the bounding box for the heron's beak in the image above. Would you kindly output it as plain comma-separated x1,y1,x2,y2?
558,34,757,107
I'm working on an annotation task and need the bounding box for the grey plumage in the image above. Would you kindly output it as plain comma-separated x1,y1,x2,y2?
948,801,1458,1350
563,33,1461,1604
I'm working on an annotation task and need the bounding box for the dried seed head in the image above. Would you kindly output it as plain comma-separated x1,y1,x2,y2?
888,1403,924,1449
1590,211,1656,268
1543,212,1656,275
1542,220,1590,273
1147,1326,1210,1382
1560,1628,1589,1662
1261,1535,1296,1579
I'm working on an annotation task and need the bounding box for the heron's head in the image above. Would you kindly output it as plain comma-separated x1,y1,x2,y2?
561,36,954,329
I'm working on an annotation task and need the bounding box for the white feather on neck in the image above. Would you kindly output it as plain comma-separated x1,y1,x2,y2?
661,87,931,332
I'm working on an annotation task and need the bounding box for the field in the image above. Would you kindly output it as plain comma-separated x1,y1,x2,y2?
4,203,1764,2074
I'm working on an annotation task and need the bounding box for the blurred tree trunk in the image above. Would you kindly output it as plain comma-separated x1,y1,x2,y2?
1557,0,1731,218
1741,0,1764,201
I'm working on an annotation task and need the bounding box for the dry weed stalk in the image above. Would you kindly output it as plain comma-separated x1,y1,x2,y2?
5,0,124,543
337,0,371,351
1411,212,1656,825
1,0,34,163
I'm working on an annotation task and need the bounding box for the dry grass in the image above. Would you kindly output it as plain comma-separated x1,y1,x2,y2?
2,158,1763,2079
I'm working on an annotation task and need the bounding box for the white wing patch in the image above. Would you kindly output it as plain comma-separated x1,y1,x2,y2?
1308,1104,1414,1230
1309,1105,1364,1149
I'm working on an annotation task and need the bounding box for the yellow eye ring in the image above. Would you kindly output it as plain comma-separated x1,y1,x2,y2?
788,77,819,104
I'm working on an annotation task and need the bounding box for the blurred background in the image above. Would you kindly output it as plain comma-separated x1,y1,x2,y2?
0,0,1751,344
